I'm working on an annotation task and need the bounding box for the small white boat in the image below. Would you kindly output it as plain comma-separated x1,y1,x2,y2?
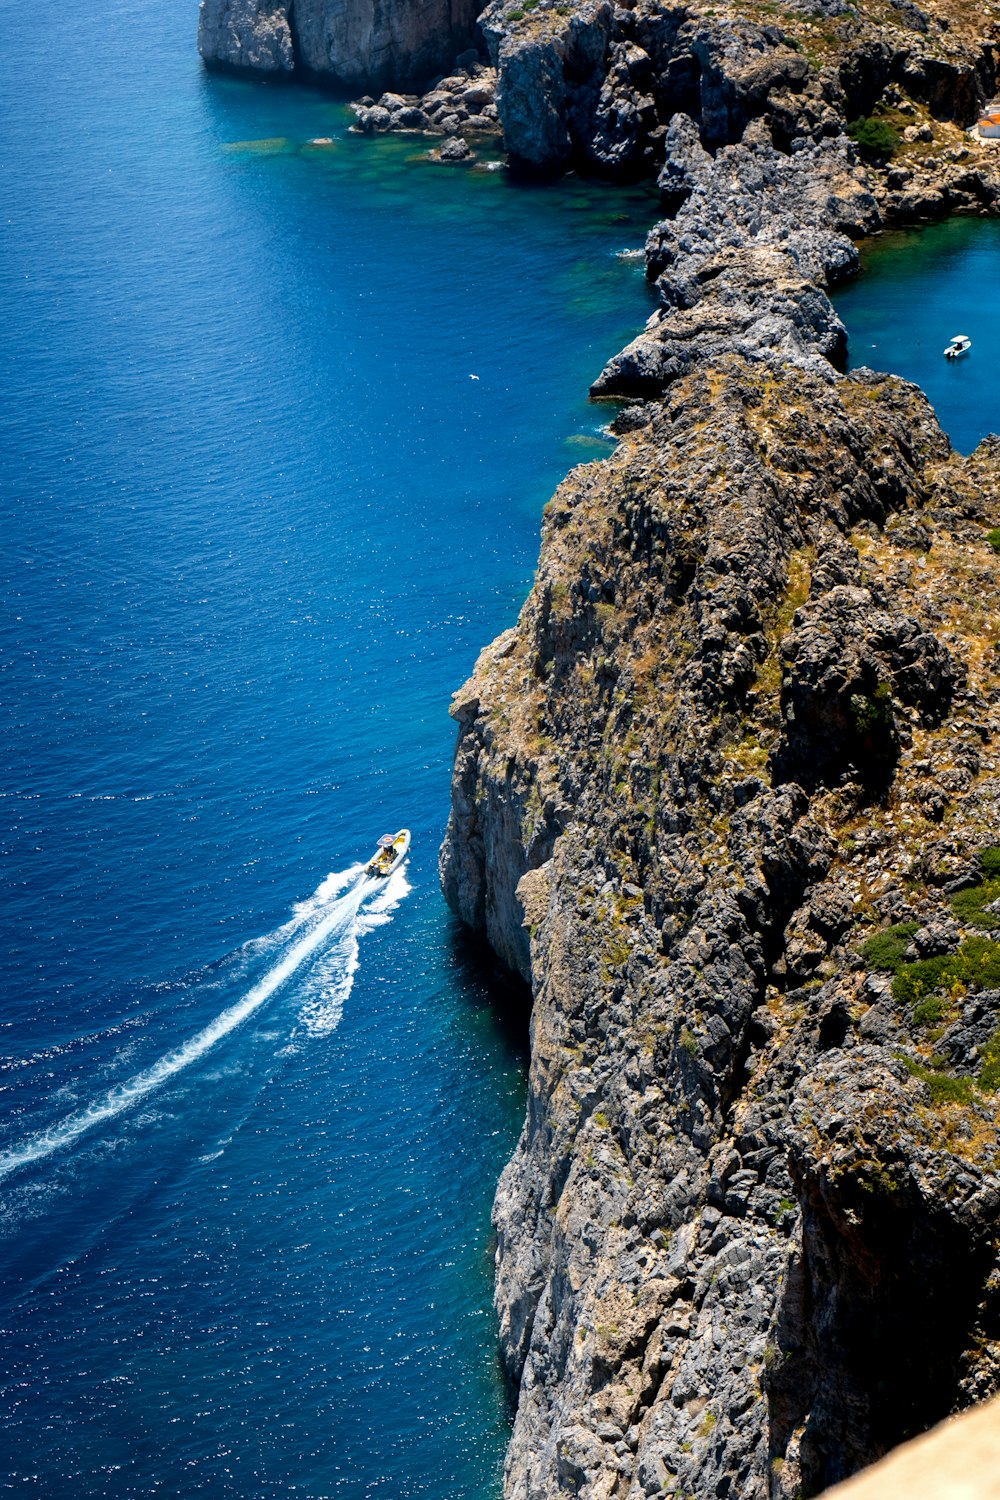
365,829,410,877
944,334,972,359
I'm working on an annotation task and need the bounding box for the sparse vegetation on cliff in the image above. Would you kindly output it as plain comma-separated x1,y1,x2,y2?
848,115,902,161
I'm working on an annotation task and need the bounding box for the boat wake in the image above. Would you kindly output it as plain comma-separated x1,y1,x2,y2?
298,866,410,1037
0,862,410,1184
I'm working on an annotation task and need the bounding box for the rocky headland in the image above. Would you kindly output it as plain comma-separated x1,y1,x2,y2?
443,351,1000,1497
433,3,1000,1499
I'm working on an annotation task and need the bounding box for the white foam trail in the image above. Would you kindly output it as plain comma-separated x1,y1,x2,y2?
0,866,379,1184
298,864,412,1036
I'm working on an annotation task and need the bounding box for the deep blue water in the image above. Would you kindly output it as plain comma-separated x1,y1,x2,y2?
835,216,1000,454
0,1,657,1494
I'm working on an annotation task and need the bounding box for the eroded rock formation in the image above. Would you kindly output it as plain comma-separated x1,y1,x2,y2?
480,0,999,178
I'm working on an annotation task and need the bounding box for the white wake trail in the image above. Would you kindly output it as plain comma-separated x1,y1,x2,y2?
298,863,412,1036
0,867,379,1184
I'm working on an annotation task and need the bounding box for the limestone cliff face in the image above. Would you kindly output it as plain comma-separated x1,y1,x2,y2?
440,5,1000,1497
198,0,481,89
198,0,294,75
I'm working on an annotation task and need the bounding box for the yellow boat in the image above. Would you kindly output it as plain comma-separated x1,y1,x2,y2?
365,829,411,878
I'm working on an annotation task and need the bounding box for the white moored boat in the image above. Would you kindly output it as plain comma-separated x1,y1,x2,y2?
366,829,411,877
944,334,972,359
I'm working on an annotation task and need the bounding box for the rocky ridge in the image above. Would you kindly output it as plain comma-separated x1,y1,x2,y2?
438,2,1000,1498
443,366,1000,1500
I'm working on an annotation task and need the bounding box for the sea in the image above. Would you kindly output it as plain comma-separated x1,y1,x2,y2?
5,1,999,1491
0,0,658,1495
834,214,1000,454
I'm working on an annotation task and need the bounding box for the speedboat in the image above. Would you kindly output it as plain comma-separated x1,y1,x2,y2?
944,334,972,359
365,829,411,877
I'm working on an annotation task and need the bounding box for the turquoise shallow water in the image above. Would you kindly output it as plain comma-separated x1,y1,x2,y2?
0,1,657,1495
834,216,1000,453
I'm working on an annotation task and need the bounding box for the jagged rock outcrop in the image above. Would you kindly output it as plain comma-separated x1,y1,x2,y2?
479,0,999,176
442,348,1000,1499
772,579,961,791
198,0,481,89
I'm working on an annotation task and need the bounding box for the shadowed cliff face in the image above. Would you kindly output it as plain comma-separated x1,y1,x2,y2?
198,0,482,89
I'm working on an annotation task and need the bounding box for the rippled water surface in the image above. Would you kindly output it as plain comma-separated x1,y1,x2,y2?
0,0,657,1493
835,216,1000,453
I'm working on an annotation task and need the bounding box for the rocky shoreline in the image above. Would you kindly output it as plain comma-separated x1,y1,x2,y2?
435,4,1000,1499
200,0,1000,1492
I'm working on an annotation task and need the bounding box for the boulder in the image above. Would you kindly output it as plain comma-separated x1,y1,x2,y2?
436,134,475,161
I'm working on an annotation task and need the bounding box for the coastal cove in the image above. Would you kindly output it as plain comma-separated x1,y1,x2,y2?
835,215,1000,455
0,0,658,1495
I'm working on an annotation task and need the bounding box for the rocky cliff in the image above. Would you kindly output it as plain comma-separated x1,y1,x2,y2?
443,350,1000,1498
197,0,481,89
439,2,1000,1497
479,0,999,177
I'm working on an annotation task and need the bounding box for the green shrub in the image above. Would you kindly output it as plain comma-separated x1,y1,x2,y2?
892,936,1000,1014
978,1026,1000,1093
960,934,1000,988
927,1073,975,1106
862,922,920,973
679,1026,698,1057
986,529,1000,556
892,952,953,1008
851,684,893,741
848,116,902,160
947,851,1000,931
898,1052,974,1106
913,995,947,1029
952,880,1000,932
